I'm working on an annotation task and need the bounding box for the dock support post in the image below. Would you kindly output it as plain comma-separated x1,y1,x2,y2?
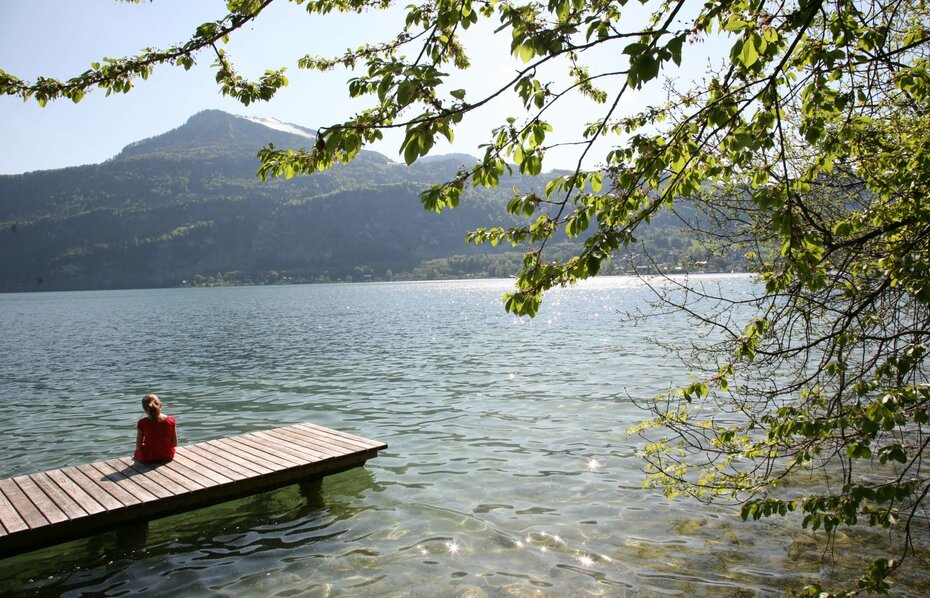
298,478,324,507
115,521,150,553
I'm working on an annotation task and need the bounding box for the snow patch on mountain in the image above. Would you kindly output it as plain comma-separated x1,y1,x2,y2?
243,116,316,140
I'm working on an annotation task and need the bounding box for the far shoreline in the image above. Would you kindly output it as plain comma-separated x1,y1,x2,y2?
0,270,755,296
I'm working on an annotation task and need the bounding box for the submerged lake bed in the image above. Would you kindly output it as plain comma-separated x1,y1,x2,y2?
0,276,927,596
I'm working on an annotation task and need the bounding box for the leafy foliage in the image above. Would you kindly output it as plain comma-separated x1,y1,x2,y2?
5,0,930,593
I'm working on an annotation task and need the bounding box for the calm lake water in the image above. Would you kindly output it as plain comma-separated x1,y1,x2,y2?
0,276,926,596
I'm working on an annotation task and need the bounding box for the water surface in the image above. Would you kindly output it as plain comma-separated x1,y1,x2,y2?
0,277,925,596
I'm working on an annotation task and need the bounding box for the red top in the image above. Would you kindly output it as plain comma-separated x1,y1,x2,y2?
134,415,177,462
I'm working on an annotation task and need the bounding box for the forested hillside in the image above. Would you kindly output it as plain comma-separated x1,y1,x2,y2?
0,110,740,291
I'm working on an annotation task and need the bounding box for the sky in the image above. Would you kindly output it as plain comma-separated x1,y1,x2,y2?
0,0,716,176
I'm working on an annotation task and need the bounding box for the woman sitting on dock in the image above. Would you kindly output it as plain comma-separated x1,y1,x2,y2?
133,393,177,463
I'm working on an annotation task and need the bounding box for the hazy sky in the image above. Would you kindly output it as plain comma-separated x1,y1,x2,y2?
0,0,714,176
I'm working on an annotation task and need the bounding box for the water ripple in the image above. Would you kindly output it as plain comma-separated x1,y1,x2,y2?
1,277,929,595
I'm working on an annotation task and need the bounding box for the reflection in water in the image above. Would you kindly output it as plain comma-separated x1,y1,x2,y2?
0,278,928,595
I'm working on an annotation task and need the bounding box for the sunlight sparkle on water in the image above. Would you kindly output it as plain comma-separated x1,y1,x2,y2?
587,457,601,471
446,541,460,555
576,554,595,567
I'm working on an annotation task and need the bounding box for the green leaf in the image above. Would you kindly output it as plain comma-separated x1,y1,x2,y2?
723,18,749,32
666,35,684,67
739,37,759,68
397,80,415,106
516,43,535,63
847,442,872,459
402,134,420,165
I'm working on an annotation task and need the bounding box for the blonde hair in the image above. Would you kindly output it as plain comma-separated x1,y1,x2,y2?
142,393,162,421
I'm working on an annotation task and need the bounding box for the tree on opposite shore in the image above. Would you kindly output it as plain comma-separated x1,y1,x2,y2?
3,0,929,593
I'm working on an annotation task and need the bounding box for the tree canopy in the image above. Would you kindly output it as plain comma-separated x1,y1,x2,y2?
3,0,930,594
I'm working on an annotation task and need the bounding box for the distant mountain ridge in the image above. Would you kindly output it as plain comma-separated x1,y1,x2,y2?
0,110,523,291
118,110,318,160
0,110,739,292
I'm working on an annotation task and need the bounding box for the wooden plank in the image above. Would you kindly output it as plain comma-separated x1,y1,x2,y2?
44,469,106,515
296,423,384,450
112,459,179,499
191,442,257,475
293,424,382,454
0,487,29,534
305,424,386,451
219,436,302,469
0,478,49,529
279,428,368,460
204,438,283,475
169,451,235,484
69,465,137,509
31,472,91,519
196,441,274,475
252,436,331,463
249,430,330,463
145,459,209,491
173,448,244,483
158,452,225,487
183,444,253,479
263,428,340,457
234,433,307,466
103,459,176,498
118,458,201,493
267,428,346,458
14,476,68,524
88,461,160,503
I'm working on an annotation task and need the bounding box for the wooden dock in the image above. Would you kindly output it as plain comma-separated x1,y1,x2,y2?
0,422,387,557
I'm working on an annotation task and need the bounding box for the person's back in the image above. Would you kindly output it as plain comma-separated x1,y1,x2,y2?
134,394,177,463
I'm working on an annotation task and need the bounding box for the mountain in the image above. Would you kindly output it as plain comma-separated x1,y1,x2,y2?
0,110,535,291
0,110,745,292
116,111,319,160
416,153,477,165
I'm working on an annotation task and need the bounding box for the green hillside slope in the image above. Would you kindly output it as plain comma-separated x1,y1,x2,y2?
0,110,743,292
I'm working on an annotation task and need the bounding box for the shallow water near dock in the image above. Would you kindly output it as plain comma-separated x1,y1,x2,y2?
0,276,927,596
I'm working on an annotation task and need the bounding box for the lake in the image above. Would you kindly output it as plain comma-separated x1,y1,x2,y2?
0,276,925,596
